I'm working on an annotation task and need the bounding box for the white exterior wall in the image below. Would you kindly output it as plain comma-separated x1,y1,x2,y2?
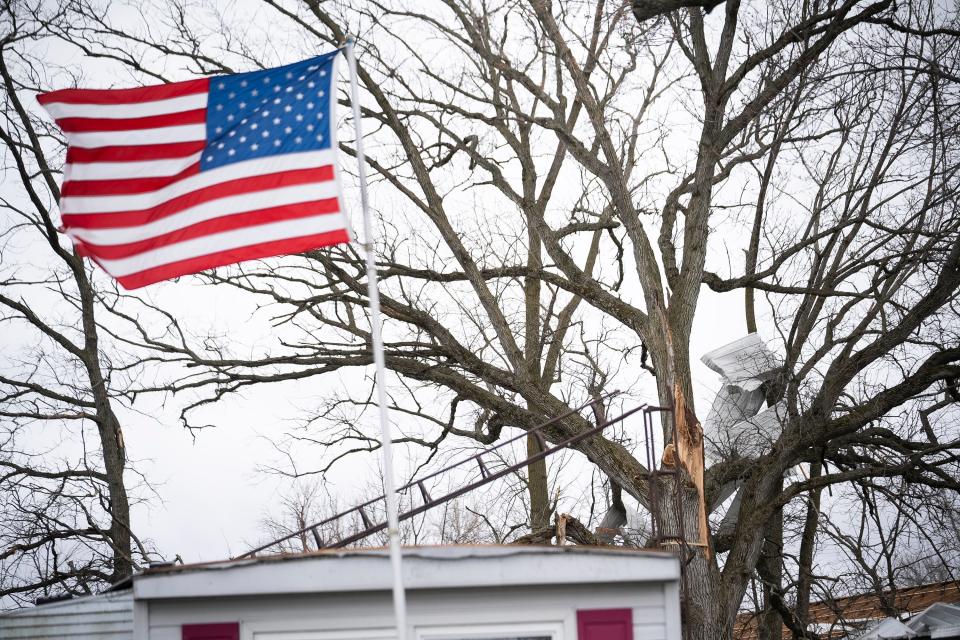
144,582,679,640
133,547,681,640
0,589,132,640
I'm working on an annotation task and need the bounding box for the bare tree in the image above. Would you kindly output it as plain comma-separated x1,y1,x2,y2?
257,478,525,553
0,1,156,607
7,0,960,638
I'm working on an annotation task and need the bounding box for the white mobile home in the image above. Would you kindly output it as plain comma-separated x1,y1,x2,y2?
0,587,133,640
1,545,681,640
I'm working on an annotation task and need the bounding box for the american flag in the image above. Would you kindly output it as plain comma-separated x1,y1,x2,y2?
38,51,349,289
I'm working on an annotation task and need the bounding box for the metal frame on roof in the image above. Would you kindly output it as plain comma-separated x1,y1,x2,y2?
238,393,673,560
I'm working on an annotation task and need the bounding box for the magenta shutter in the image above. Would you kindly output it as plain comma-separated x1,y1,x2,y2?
182,622,240,640
577,608,634,640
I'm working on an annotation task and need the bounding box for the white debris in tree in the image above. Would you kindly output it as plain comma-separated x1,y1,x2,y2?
701,333,785,517
857,617,917,639
701,333,783,392
722,401,787,459
710,480,740,512
907,602,960,636
704,384,766,461
715,484,742,539
702,333,784,464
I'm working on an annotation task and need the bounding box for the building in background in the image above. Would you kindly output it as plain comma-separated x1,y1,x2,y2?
735,581,960,639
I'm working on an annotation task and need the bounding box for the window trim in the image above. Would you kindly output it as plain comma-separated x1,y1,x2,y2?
415,620,564,640
249,626,397,640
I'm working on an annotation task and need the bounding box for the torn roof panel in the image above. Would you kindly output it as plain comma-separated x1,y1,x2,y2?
706,401,787,461
701,333,783,392
705,384,766,434
907,602,960,636
726,401,787,457
704,383,766,464
856,617,917,639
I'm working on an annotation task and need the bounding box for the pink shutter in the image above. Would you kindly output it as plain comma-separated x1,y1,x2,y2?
577,608,634,640
182,622,240,640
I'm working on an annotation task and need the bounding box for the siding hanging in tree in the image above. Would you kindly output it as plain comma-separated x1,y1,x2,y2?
577,609,634,640
182,622,240,640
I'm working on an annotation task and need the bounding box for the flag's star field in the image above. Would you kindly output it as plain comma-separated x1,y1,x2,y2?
202,51,337,171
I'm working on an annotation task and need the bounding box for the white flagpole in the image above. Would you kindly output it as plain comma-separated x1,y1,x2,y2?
344,37,408,640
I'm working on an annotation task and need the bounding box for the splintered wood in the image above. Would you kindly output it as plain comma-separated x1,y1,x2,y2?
671,385,710,555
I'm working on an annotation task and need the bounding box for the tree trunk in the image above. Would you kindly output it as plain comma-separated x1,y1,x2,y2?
77,265,133,583
651,472,721,640
757,494,784,640
795,461,823,631
526,434,551,531
641,316,736,640
97,408,132,582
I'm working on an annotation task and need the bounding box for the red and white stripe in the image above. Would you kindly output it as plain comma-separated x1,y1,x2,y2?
39,78,349,289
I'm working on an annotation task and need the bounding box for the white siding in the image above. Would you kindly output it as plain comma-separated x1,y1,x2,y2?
145,583,672,640
0,590,132,640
